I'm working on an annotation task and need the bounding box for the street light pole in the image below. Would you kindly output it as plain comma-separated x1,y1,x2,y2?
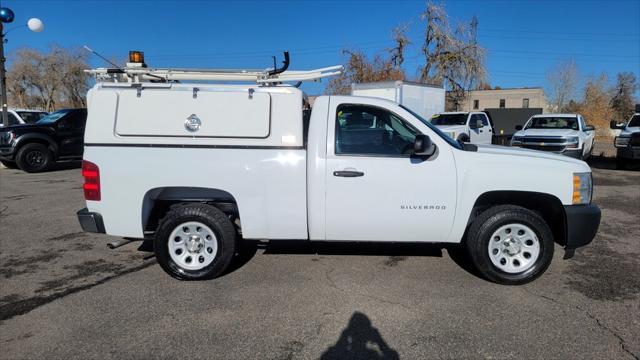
0,22,8,126
0,8,44,126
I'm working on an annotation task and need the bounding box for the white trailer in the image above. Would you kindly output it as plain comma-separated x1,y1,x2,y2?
351,81,445,121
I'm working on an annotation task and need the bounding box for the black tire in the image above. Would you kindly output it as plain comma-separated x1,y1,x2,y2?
616,157,626,170
154,203,236,280
15,143,52,173
465,205,554,285
0,160,18,169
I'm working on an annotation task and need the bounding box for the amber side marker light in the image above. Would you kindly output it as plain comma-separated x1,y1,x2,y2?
572,172,592,205
129,50,145,64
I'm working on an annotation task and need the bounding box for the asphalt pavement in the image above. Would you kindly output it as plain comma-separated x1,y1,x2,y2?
0,157,638,360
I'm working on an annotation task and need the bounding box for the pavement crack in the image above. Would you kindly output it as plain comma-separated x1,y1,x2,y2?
522,288,638,360
0,260,156,322
323,267,411,311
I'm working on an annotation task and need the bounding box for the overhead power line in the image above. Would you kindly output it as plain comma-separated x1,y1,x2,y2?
480,28,640,38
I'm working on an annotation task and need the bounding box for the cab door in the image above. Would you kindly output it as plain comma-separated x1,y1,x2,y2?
324,99,457,242
469,113,492,144
580,115,595,155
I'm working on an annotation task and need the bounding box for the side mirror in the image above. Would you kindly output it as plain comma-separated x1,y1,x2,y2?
610,120,626,129
515,125,523,130
584,125,595,131
413,135,436,158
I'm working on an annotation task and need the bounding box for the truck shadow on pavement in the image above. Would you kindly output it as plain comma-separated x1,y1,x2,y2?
224,240,482,279
588,154,639,171
321,311,400,360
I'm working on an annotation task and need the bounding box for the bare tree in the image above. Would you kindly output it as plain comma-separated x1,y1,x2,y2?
547,59,579,112
388,24,411,70
326,28,407,95
6,46,90,111
420,2,486,110
580,74,613,139
610,72,637,120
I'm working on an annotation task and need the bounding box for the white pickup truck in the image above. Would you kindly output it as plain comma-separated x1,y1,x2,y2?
429,111,493,144
511,113,595,160
77,52,600,284
610,113,640,169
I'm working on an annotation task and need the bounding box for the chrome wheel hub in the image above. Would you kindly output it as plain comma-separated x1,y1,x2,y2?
168,221,218,271
186,235,204,253
488,223,540,274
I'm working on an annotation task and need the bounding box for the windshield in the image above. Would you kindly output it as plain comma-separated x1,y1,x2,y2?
36,109,71,125
525,117,578,130
399,105,463,150
430,113,467,126
628,114,640,127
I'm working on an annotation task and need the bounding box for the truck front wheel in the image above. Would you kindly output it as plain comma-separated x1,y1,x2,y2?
154,203,236,280
465,205,554,285
16,143,52,173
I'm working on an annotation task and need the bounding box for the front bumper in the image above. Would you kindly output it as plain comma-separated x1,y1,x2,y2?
77,208,106,234
616,147,640,160
564,204,600,250
512,143,582,158
0,146,15,161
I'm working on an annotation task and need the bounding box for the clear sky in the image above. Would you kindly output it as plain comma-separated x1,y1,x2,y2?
4,0,640,97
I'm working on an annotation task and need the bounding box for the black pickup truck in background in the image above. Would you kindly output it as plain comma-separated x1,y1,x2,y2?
0,108,87,172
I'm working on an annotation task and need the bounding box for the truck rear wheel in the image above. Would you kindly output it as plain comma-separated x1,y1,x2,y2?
465,205,554,285
154,203,236,280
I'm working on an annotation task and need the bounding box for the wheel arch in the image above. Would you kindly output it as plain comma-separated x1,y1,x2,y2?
468,190,567,246
142,187,239,233
15,135,58,158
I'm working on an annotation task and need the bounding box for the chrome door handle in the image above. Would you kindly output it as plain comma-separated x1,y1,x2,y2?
333,170,364,177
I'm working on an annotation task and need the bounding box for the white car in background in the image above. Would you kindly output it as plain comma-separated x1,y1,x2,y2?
429,112,493,144
511,114,595,160
0,109,48,127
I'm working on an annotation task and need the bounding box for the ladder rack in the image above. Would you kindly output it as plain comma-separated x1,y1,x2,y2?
85,65,343,85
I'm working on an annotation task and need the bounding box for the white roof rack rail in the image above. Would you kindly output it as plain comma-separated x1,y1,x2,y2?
86,65,343,84
85,51,343,85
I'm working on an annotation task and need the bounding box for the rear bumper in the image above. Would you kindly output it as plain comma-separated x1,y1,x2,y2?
77,208,105,234
564,204,600,250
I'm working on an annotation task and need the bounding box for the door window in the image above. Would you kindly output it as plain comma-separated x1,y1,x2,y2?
335,105,418,156
471,114,487,127
480,114,489,126
16,111,46,124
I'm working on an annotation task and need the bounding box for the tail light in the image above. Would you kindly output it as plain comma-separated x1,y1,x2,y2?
82,160,101,201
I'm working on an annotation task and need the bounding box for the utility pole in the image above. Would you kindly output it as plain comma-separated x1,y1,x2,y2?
0,6,44,126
